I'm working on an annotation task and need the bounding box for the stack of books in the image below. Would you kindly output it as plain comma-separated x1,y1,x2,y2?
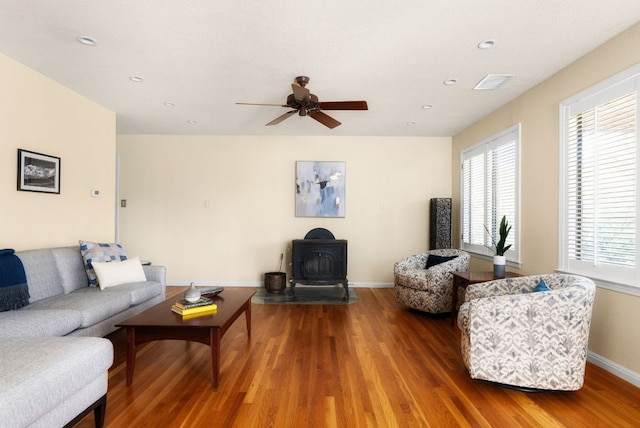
171,296,217,317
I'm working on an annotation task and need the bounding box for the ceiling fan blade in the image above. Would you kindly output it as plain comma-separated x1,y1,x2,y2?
266,110,297,126
236,102,288,107
309,111,341,129
291,83,310,102
317,101,368,110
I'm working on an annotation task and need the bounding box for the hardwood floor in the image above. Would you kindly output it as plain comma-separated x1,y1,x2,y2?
77,287,640,427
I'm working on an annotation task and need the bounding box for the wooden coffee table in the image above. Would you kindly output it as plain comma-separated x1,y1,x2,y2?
116,287,255,387
450,271,520,325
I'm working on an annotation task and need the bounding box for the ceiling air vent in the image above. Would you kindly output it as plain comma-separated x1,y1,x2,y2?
474,74,513,90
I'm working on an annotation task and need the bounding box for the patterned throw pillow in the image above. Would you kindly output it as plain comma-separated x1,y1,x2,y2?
79,240,128,286
425,255,457,269
532,279,551,292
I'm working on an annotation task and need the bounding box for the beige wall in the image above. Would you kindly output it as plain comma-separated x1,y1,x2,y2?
452,23,640,374
0,54,116,250
117,135,451,285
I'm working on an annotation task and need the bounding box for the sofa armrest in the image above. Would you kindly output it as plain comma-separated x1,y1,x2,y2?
142,265,166,285
465,277,530,300
143,265,166,301
465,273,595,302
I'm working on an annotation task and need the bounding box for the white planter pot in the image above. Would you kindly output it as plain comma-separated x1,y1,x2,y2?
493,255,506,278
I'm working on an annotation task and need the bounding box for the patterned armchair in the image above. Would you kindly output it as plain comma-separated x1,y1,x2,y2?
457,274,596,391
394,249,470,313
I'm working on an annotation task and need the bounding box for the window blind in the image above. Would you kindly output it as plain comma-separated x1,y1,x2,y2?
560,66,640,288
566,92,637,268
460,125,520,260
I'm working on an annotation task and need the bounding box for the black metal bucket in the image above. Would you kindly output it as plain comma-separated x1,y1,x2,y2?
264,272,286,293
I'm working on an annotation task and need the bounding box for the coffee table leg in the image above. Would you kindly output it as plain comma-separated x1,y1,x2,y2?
245,302,252,338
211,328,221,387
126,327,137,386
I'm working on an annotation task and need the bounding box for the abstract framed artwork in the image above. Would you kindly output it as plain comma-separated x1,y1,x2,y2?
17,149,61,194
295,161,346,217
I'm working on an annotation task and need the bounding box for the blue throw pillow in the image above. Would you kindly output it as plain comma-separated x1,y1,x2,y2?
532,280,551,292
425,255,457,269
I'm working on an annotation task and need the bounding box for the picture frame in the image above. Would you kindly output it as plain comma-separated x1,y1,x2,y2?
295,161,346,218
17,149,61,194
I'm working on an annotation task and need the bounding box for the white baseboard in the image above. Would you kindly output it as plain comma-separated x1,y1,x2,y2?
348,282,394,288
167,281,257,287
168,281,395,288
587,351,640,388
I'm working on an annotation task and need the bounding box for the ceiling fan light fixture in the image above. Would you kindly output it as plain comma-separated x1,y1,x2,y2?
474,74,513,90
237,75,367,129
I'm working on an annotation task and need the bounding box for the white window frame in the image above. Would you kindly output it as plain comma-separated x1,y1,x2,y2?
559,63,640,294
459,124,521,264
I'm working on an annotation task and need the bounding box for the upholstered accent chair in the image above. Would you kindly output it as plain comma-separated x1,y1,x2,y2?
394,249,470,313
457,273,596,391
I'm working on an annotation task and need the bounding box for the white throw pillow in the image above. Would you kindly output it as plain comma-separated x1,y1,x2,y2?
92,257,147,290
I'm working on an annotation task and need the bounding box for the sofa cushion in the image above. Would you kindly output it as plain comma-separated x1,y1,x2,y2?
92,257,146,290
79,240,128,287
0,336,113,428
16,249,64,303
23,288,131,328
0,309,81,337
100,280,163,306
52,247,90,293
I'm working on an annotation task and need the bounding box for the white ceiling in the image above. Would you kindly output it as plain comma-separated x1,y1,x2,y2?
1,1,639,137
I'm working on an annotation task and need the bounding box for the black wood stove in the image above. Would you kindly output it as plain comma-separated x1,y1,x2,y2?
290,228,348,299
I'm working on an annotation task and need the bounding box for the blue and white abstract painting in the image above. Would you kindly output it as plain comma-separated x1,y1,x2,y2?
295,161,346,217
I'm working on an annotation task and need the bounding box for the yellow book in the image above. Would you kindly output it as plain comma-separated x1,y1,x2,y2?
171,303,217,316
180,310,218,320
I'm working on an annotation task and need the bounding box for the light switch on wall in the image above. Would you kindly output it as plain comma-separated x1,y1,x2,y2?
121,199,127,208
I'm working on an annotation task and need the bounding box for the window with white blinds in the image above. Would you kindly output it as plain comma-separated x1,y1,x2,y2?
460,124,520,261
559,66,640,287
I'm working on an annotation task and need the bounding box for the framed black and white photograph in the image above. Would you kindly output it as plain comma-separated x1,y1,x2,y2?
17,149,61,194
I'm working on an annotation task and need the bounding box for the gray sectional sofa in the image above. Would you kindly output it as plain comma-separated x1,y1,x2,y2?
0,246,167,428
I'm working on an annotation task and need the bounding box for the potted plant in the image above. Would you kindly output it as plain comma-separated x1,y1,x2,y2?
486,215,512,277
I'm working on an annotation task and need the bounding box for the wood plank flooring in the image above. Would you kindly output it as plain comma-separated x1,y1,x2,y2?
77,287,640,427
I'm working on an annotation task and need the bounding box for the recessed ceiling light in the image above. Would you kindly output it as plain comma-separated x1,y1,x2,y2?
129,76,144,83
478,39,496,49
421,104,433,109
443,79,458,86
187,120,198,125
406,121,416,126
76,36,97,46
164,102,176,107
